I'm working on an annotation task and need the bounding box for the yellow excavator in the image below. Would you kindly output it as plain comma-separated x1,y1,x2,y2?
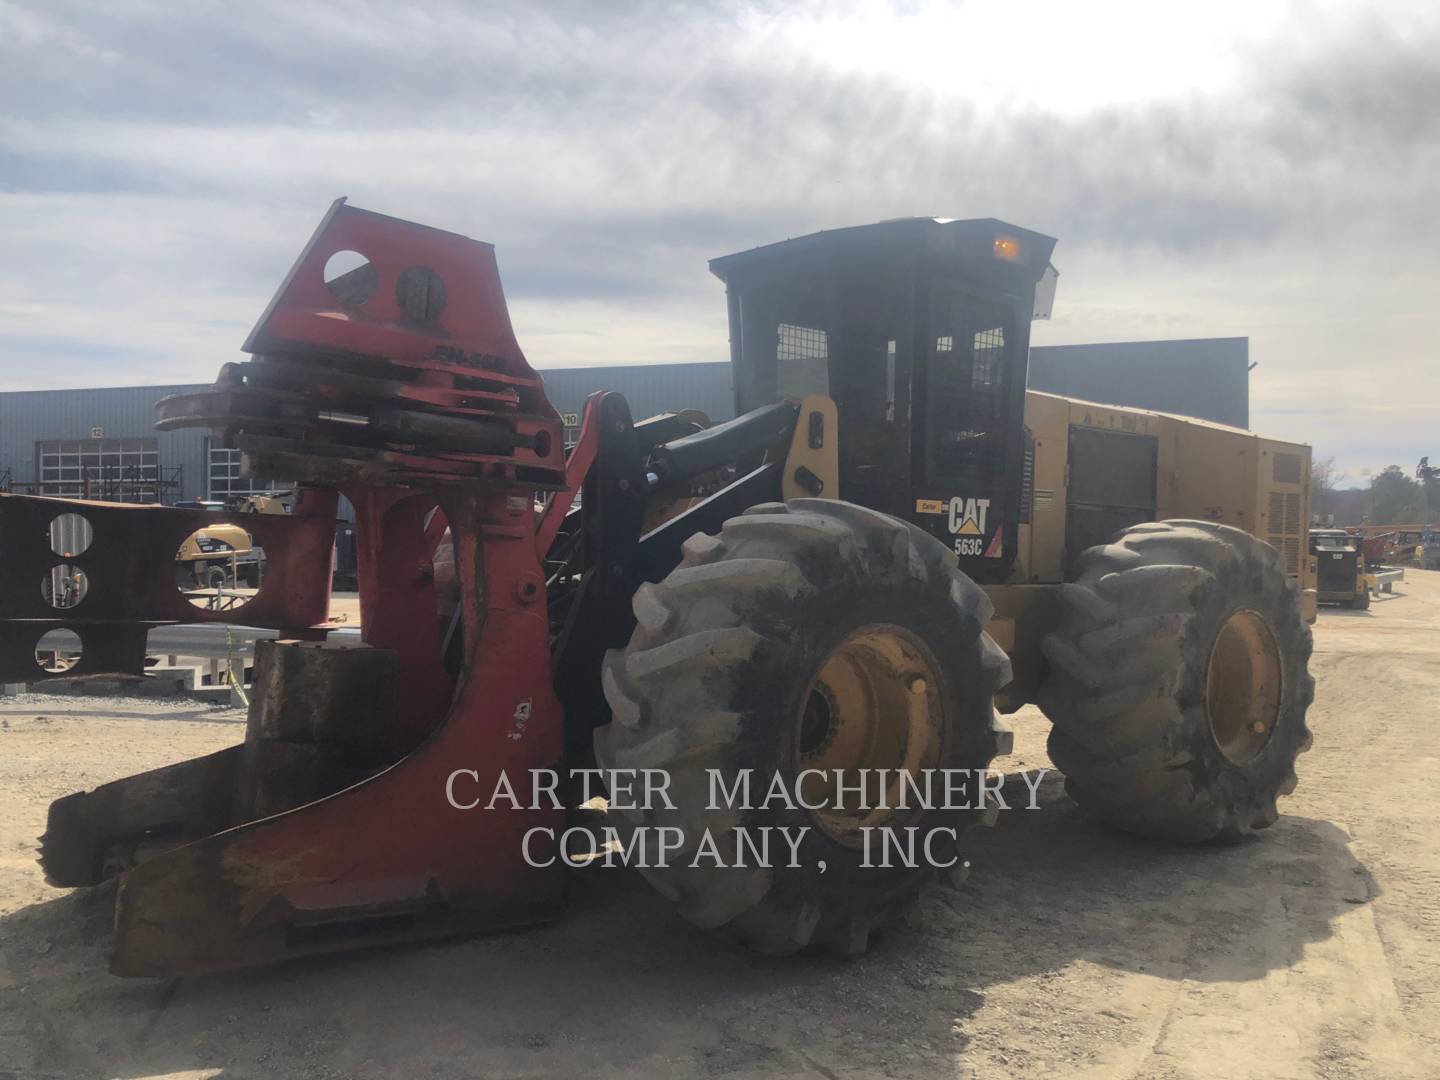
174,490,293,597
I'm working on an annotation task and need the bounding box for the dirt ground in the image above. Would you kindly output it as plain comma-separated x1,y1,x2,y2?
2,574,1438,1079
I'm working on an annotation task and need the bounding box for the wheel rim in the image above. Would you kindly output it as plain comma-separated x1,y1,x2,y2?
1205,609,1283,765
794,624,948,847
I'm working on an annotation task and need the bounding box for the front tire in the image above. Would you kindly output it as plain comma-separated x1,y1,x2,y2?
595,499,1011,955
1038,520,1313,842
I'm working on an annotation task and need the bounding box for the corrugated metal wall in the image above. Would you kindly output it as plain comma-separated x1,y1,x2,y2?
48,511,94,560
540,342,1251,432
1028,338,1249,429
0,385,209,500
538,363,734,433
0,341,1247,501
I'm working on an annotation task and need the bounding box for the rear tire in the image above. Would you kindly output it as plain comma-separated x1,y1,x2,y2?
595,499,1011,955
1038,520,1313,842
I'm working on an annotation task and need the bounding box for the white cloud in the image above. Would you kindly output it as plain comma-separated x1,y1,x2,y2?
0,0,1437,476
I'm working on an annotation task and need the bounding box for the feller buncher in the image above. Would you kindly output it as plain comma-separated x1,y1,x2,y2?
0,203,1315,975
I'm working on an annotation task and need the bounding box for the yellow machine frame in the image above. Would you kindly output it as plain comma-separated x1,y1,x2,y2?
767,387,1314,711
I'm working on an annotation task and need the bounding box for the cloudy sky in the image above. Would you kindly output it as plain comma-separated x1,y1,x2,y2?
1,1,1436,483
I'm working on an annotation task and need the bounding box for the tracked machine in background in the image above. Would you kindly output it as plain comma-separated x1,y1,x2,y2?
1309,528,1369,609
0,203,1314,975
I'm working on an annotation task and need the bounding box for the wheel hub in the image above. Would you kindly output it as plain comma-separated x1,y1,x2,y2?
1205,609,1283,765
795,624,947,846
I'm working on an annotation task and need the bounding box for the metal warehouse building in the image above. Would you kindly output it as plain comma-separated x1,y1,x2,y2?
538,363,734,435
0,338,1248,505
1028,337,1250,429
0,384,212,503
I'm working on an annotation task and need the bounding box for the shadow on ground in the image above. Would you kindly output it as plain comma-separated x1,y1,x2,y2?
0,773,1374,1080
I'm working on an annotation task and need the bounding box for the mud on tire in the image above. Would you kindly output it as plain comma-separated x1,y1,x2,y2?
1038,520,1314,842
594,499,1011,955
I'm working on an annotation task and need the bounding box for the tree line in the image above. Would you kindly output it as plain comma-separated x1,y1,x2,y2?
1310,458,1440,527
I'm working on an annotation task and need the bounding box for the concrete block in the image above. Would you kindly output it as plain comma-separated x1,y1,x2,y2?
146,665,199,691
30,673,197,699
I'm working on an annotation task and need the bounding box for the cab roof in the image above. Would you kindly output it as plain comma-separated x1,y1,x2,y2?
709,217,1056,283
709,217,1060,319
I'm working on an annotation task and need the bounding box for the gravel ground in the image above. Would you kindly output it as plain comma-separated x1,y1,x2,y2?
1,575,1438,1078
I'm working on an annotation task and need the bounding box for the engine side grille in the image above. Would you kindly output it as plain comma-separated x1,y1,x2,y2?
1266,490,1303,576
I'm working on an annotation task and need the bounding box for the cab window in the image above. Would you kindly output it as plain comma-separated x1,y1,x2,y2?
922,289,1012,485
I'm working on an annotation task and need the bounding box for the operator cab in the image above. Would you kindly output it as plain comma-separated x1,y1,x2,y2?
710,218,1057,582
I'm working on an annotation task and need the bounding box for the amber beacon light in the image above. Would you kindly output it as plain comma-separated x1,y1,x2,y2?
992,234,1023,262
